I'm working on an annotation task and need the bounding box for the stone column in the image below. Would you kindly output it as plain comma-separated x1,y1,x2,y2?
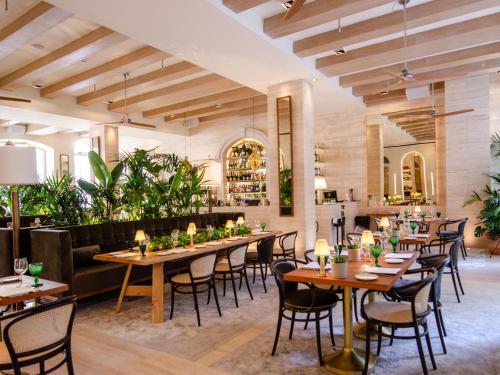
103,125,119,170
366,124,384,202
267,80,315,254
445,74,491,247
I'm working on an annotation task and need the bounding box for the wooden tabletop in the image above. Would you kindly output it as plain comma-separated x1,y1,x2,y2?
94,231,281,266
284,252,419,292
0,276,68,306
374,233,433,246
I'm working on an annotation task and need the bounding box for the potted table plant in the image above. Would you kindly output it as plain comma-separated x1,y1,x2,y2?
331,255,348,278
347,243,361,261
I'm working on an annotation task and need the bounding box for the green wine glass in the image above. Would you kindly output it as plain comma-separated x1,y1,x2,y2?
29,262,43,288
260,221,267,232
436,212,442,218
371,246,382,267
410,222,418,234
389,236,399,253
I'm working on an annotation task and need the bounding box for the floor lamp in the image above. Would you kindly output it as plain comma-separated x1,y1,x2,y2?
0,145,38,260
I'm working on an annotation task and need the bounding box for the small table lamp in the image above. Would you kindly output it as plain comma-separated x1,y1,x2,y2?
187,222,197,248
379,217,390,232
361,230,375,260
226,220,234,238
135,230,147,255
236,216,245,227
0,145,38,259
314,239,330,277
413,205,421,218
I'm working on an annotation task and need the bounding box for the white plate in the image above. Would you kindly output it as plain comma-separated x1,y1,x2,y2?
385,258,404,264
355,273,379,281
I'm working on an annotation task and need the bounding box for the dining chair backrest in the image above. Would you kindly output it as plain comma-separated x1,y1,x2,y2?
3,296,76,365
457,218,468,236
412,268,437,315
190,253,216,281
280,231,297,251
448,237,462,267
258,235,276,263
374,217,381,230
227,244,248,269
271,259,299,302
303,249,316,263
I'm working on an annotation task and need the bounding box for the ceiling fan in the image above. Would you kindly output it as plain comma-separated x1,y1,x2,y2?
0,96,31,103
281,0,305,20
96,73,156,129
427,82,474,118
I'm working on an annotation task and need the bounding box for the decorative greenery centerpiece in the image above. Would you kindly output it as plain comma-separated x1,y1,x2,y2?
331,247,348,278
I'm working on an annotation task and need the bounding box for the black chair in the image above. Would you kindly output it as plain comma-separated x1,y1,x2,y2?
444,237,465,303
361,268,438,375
169,253,222,326
303,249,359,323
215,244,253,307
0,296,77,375
273,231,298,264
436,218,468,259
271,259,339,366
245,235,276,293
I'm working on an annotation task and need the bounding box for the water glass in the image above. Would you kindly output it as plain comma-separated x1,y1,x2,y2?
14,257,28,287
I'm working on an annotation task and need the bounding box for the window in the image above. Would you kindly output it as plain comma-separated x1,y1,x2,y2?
74,139,91,181
0,139,53,181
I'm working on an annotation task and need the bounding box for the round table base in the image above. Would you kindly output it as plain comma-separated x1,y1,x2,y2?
353,322,391,341
324,348,376,375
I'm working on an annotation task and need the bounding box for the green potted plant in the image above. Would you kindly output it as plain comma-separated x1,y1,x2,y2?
347,243,361,262
331,255,347,278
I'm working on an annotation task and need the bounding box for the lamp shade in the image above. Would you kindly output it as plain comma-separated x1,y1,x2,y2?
379,217,390,228
314,239,330,256
414,206,421,213
236,216,245,226
314,176,327,190
361,230,375,246
225,220,234,229
0,146,38,185
186,222,197,235
135,230,146,242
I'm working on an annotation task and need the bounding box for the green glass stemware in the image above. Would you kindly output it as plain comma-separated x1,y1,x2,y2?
389,236,399,253
29,262,44,288
410,222,418,234
371,246,382,267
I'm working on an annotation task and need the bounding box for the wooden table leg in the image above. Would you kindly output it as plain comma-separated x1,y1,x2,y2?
151,263,165,323
115,264,133,314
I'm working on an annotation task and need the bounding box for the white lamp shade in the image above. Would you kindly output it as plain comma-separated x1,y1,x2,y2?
414,206,421,213
202,160,221,187
0,146,38,185
225,220,234,229
361,230,375,246
135,230,146,242
379,217,390,228
237,216,245,226
187,222,197,235
314,176,327,190
314,239,330,256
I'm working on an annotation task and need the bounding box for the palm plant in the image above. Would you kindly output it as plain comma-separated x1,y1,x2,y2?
0,187,10,217
78,151,124,223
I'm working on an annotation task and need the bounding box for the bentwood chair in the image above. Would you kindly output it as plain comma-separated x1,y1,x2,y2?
271,259,339,366
0,296,77,375
361,268,438,375
273,231,298,265
169,253,222,326
436,218,468,259
245,235,276,293
215,244,253,307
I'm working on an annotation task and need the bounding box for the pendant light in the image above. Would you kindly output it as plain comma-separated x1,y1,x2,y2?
247,96,262,170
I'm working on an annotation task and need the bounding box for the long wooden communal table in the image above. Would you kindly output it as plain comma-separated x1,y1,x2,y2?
94,231,281,323
284,252,419,375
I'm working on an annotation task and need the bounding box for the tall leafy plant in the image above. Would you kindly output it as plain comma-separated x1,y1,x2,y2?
78,151,124,223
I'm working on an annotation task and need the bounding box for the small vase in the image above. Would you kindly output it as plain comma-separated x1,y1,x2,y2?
348,248,361,262
332,262,348,278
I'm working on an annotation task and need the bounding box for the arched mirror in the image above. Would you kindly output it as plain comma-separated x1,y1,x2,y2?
401,151,427,203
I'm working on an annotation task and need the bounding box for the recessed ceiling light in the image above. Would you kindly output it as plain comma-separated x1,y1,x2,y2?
496,70,500,75
81,58,88,63
281,0,294,10
32,80,43,88
312,78,317,82
215,104,221,108
380,90,389,95
105,100,114,104
333,49,346,55
31,43,44,50
279,79,283,83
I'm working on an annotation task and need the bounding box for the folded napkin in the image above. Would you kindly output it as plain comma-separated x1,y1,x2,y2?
302,262,332,271
0,276,22,284
114,252,137,258
194,244,207,248
366,267,401,275
167,248,189,254
206,241,223,246
109,251,126,255
385,253,413,259
414,234,430,238
0,285,35,298
155,250,170,256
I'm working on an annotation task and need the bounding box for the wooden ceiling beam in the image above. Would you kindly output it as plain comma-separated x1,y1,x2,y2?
108,74,241,112
317,13,500,76
222,0,269,13
77,61,203,105
199,104,267,124
382,106,433,117
143,86,261,118
341,42,500,88
165,94,267,122
399,124,435,131
0,1,54,42
0,26,114,89
41,46,166,98
264,0,393,39
295,0,498,58
352,58,500,96
398,118,434,126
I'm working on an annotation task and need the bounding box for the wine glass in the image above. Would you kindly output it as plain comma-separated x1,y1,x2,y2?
14,257,28,287
410,222,418,234
371,246,382,267
259,221,267,232
207,225,214,241
389,236,399,253
28,262,44,288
